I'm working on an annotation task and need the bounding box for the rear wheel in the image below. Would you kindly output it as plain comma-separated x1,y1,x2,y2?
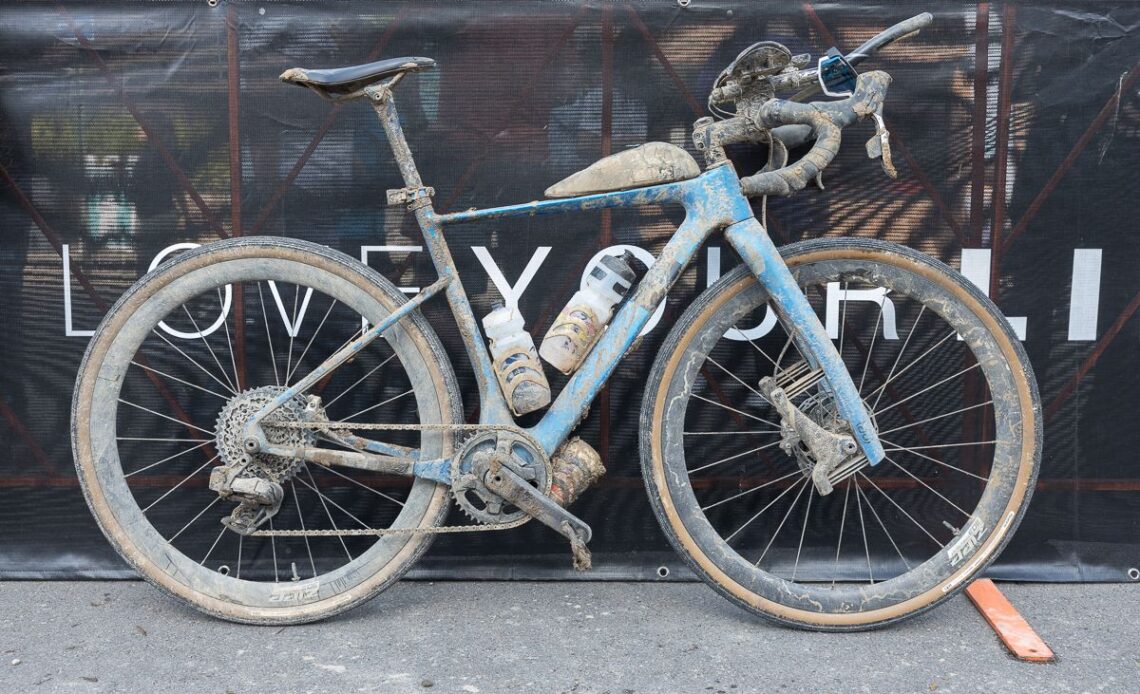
642,238,1040,630
72,237,460,624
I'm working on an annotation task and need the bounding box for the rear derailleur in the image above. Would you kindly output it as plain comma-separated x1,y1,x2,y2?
209,465,284,535
209,386,322,535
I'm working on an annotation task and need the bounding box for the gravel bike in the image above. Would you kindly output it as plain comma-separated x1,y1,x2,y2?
72,12,1041,629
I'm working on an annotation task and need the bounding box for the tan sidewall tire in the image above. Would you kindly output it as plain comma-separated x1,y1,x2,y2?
641,238,1040,630
72,238,461,624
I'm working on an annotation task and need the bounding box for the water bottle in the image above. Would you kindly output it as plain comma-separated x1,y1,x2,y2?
539,251,638,375
482,303,552,416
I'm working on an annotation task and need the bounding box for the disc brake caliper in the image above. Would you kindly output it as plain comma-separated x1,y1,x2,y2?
758,376,858,496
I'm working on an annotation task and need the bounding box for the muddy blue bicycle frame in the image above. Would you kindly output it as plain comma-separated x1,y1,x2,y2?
246,85,885,482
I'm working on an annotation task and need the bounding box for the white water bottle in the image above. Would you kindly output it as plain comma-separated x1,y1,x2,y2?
483,303,552,416
539,251,638,374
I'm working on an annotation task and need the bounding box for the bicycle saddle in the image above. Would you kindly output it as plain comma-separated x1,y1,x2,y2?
280,56,435,97
545,142,700,198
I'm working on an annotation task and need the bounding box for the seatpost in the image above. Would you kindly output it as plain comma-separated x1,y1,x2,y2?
365,80,435,211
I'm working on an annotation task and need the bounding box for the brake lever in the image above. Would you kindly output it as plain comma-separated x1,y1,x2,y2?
865,105,897,179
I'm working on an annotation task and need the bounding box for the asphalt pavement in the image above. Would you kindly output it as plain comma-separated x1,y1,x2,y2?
1,581,1136,693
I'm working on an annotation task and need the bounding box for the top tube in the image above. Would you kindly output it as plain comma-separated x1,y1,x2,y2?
430,165,739,225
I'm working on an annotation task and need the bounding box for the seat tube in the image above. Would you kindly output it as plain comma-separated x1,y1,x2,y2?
724,217,885,465
368,86,514,424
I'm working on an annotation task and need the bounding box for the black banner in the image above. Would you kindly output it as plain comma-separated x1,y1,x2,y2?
2,1,1138,580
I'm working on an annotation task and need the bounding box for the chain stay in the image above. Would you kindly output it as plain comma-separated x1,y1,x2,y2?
250,517,529,538
252,421,532,538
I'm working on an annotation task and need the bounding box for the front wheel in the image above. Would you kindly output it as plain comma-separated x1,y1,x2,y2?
642,238,1040,630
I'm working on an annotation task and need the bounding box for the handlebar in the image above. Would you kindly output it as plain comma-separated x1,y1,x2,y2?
847,12,933,67
739,71,892,197
700,12,932,198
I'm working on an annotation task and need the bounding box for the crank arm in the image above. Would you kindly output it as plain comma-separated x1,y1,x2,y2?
483,465,593,544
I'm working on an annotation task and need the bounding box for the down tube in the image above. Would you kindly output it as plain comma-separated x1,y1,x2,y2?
724,218,885,465
529,214,712,454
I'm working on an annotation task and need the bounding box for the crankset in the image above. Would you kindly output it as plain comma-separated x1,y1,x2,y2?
451,431,599,570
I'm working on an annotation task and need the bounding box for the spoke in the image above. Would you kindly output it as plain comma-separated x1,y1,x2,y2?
284,283,301,385
290,479,318,578
690,393,781,428
117,436,207,442
874,362,982,418
125,440,214,477
200,525,226,565
324,352,397,409
724,477,806,543
269,517,279,583
871,305,926,411
790,484,815,581
181,304,237,393
878,400,993,437
683,430,782,436
884,440,996,452
837,280,849,359
857,482,911,572
701,469,803,511
885,455,971,517
858,472,944,548
141,454,219,514
830,480,852,590
754,479,809,568
297,473,373,528
342,389,414,423
855,476,874,584
867,329,958,406
319,464,407,508
286,298,339,384
217,287,241,392
688,439,783,475
880,437,991,482
236,533,243,580
774,329,797,372
743,333,779,369
150,329,238,395
858,300,886,394
303,465,352,560
118,398,214,436
257,282,281,387
706,355,768,402
130,360,229,401
167,495,222,543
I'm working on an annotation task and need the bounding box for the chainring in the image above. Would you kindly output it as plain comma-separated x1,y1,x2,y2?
450,430,552,525
214,385,317,484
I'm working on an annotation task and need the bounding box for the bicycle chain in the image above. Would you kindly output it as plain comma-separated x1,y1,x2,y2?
251,421,532,538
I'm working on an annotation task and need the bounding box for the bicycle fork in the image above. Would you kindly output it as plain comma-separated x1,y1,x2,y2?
725,217,885,491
